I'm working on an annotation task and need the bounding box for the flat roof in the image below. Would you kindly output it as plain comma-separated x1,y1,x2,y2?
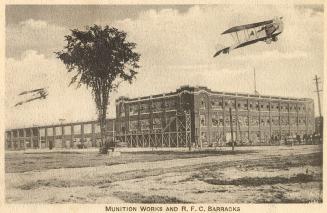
116,85,313,103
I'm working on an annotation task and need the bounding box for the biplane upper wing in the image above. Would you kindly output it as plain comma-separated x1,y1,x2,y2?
19,88,45,96
222,19,274,35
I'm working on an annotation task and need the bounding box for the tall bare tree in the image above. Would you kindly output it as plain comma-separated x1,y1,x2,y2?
56,25,140,149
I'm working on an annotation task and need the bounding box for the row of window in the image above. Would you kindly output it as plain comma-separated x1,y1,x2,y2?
125,117,177,131
7,124,104,138
199,130,309,143
127,99,177,116
200,115,308,127
201,98,308,112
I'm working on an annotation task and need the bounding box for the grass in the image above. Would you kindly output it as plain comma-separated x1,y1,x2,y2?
15,152,322,192
5,149,254,173
6,146,323,204
112,192,189,203
199,173,316,186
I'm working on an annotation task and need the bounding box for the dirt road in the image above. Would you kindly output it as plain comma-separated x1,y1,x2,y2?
5,145,322,203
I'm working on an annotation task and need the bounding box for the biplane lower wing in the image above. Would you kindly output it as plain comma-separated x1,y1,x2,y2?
14,96,45,107
234,32,282,49
214,32,282,57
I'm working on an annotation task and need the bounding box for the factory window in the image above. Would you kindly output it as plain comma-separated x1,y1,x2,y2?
266,118,270,124
25,129,31,137
129,104,139,115
73,125,81,134
250,116,259,126
19,130,24,137
211,97,222,109
13,131,17,137
238,116,248,127
212,113,223,127
225,115,236,126
200,98,206,109
140,103,150,114
140,119,150,130
32,128,38,136
39,129,45,137
84,124,92,134
290,117,297,126
121,123,126,133
200,132,207,142
153,118,162,129
280,117,289,126
165,99,176,110
260,117,270,126
271,117,279,125
200,115,206,127
129,120,138,131
47,128,53,136
299,117,306,125
152,101,162,112
55,127,62,135
64,126,71,135
237,100,248,110
225,99,235,109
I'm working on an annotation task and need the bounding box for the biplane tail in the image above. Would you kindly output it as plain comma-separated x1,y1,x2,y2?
213,44,230,57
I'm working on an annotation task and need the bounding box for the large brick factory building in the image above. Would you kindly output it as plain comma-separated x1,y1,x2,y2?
5,86,315,150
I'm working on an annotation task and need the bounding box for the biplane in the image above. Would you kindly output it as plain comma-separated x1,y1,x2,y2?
214,17,283,57
14,88,48,107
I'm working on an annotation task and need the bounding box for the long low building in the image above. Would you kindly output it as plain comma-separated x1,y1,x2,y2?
5,119,116,150
5,86,315,150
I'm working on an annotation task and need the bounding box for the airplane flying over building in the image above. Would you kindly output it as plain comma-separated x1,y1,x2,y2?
214,17,283,57
14,88,48,107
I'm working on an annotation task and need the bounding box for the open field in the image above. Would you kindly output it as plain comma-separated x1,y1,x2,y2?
5,145,322,203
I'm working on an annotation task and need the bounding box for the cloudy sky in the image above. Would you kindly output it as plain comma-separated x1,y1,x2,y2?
5,4,324,129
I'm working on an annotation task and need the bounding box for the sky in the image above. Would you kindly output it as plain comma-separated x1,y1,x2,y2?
5,4,324,129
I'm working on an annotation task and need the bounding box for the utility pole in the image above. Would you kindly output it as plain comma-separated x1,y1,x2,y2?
229,107,234,151
314,75,323,144
314,75,322,118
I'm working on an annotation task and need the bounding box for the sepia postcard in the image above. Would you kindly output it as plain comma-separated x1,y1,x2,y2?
1,0,326,213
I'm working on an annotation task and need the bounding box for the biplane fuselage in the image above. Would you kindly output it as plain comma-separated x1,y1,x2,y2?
214,17,283,57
